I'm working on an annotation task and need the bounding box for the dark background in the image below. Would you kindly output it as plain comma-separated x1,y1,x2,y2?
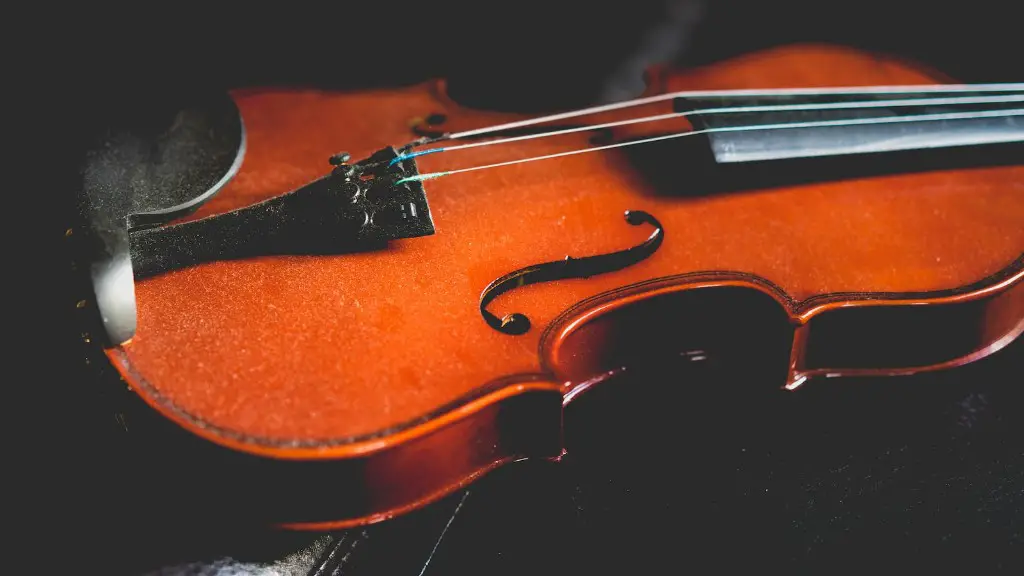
46,1,1022,574
61,0,1023,119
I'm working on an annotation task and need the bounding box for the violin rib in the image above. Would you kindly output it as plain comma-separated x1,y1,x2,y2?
100,43,1024,529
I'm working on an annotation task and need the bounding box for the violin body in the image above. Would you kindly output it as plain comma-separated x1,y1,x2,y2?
101,44,1023,528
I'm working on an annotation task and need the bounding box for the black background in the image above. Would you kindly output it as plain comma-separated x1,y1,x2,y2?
57,0,1024,120
44,1,1023,574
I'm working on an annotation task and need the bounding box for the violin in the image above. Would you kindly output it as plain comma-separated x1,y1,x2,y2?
70,43,1024,529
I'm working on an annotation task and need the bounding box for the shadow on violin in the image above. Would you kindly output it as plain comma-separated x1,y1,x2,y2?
619,136,1024,198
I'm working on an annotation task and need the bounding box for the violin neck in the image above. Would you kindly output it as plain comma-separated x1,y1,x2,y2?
673,85,1024,164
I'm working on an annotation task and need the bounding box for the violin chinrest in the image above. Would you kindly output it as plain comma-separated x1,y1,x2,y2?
73,90,244,345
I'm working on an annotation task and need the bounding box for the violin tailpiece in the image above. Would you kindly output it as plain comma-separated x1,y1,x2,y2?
127,146,436,279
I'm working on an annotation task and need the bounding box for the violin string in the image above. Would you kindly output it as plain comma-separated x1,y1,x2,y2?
390,93,1024,165
438,83,1024,142
395,107,1024,185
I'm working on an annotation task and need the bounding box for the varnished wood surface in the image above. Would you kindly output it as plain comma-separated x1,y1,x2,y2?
108,44,1023,526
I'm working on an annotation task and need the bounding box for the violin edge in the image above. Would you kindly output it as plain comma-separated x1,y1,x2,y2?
107,252,1024,456
102,255,1023,530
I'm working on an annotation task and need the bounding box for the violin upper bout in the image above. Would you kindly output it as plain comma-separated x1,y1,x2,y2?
660,43,945,93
